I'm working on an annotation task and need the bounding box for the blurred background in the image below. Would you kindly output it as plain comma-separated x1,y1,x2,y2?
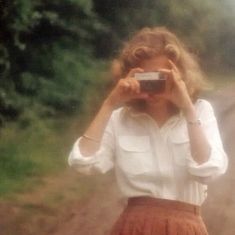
0,0,235,235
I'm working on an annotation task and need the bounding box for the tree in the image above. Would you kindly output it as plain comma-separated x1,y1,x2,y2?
0,0,106,122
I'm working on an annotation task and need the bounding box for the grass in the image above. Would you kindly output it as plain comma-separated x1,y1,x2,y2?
0,98,106,198
0,114,74,197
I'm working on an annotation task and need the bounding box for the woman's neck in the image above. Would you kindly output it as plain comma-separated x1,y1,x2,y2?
146,102,177,128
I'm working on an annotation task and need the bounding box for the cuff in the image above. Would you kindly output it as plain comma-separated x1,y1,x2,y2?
188,146,228,179
68,138,99,167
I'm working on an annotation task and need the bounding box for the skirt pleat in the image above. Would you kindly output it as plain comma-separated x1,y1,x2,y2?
110,197,208,235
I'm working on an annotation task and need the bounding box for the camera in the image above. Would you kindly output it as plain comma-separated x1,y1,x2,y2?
134,72,166,93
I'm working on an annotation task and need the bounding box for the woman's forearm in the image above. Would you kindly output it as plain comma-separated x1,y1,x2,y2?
79,67,149,157
183,103,211,165
79,99,115,157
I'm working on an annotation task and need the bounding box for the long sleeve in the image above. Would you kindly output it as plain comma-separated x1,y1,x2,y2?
187,100,228,182
68,117,115,175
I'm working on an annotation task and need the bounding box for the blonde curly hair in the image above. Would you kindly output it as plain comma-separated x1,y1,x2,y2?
112,27,209,101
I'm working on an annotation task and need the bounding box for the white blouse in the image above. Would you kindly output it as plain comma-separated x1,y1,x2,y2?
68,99,228,205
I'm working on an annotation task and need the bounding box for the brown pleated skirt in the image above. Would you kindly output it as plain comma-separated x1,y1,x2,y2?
110,196,209,235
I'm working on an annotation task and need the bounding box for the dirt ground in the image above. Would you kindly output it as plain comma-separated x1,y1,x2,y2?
201,85,235,235
0,84,235,235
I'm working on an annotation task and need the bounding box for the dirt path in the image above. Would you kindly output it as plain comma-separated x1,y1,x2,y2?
0,84,235,235
201,85,235,235
0,170,123,235
47,173,123,235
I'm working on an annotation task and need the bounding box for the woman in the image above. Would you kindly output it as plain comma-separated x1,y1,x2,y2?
68,27,228,235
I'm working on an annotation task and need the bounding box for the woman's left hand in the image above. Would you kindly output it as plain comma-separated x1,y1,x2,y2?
158,60,193,110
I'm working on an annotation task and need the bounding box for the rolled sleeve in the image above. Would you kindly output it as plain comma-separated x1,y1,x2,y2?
68,119,115,175
187,100,228,182
188,146,228,178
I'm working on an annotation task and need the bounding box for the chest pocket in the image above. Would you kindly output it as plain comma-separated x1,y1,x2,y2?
117,136,153,175
169,127,191,166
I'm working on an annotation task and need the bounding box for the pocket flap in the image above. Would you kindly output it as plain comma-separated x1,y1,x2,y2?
118,136,150,152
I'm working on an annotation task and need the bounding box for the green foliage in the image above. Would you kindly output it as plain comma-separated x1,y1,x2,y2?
0,113,70,196
93,0,235,71
167,0,235,68
0,0,107,123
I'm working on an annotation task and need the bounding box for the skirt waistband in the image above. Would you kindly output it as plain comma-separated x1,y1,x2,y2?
127,196,201,215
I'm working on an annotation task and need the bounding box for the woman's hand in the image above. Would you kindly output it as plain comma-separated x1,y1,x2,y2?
105,68,149,108
158,60,193,111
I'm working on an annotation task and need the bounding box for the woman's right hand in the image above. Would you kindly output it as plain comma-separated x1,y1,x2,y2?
105,68,148,108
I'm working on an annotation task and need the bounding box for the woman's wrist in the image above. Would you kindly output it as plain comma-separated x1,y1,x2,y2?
182,101,197,121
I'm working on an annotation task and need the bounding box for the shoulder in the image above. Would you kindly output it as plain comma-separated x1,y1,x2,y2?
194,98,216,120
111,107,125,118
110,107,127,123
195,98,214,113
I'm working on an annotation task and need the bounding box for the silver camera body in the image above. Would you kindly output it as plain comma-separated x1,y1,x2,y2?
134,72,166,93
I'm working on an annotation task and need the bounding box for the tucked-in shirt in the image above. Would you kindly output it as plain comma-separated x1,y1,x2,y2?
68,99,228,205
